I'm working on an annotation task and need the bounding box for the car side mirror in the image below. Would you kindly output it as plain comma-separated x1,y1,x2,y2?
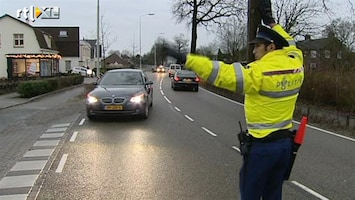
145,81,153,85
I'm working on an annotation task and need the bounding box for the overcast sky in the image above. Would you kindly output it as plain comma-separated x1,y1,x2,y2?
0,0,354,55
0,0,216,55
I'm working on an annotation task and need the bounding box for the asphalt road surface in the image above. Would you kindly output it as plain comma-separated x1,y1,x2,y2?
0,73,354,200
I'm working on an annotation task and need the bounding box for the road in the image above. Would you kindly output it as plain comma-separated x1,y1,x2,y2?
0,73,354,200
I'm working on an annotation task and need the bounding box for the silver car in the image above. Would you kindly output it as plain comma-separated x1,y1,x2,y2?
86,69,153,119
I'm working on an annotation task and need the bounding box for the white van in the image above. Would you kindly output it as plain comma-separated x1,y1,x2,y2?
168,64,182,77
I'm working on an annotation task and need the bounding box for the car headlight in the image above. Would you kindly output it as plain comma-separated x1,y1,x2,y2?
130,93,145,103
87,95,99,104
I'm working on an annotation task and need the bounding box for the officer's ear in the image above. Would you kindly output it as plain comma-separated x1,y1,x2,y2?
266,43,276,51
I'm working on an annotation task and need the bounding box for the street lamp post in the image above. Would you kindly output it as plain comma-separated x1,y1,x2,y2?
139,13,154,70
96,0,100,77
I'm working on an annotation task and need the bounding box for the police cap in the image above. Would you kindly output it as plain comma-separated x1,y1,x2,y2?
249,25,289,49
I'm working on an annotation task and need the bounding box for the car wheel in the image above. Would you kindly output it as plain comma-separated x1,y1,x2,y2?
194,86,199,92
87,112,95,120
140,103,149,119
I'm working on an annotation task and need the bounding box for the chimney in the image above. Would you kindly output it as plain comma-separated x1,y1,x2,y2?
305,35,311,40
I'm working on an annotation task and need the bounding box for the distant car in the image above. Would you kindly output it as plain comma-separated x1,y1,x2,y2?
71,66,87,76
168,64,181,77
86,69,154,119
171,70,200,92
156,65,165,73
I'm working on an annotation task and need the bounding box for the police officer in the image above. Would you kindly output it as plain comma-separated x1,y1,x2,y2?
164,0,304,199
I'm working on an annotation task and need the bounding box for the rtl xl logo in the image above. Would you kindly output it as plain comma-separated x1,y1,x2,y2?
16,6,60,22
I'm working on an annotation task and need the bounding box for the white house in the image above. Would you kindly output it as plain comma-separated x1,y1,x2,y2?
80,40,95,69
0,14,60,79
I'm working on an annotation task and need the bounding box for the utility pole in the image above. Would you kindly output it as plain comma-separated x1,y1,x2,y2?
96,0,100,77
247,0,261,63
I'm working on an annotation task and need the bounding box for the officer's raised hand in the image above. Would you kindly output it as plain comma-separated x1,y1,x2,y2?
258,0,275,25
162,46,187,64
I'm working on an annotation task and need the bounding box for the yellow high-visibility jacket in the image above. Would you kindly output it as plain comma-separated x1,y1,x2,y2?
185,24,304,138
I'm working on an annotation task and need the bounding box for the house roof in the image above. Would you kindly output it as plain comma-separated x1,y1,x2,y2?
297,37,344,51
0,14,58,52
33,28,58,50
103,53,129,67
36,26,79,57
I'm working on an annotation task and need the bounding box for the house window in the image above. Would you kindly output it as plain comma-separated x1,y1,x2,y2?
14,34,24,47
65,60,71,71
337,51,342,59
44,35,52,48
310,50,317,58
59,30,68,37
310,63,317,69
324,50,330,58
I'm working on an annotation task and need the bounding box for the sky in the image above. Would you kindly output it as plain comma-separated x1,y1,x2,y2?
0,0,354,55
0,0,216,55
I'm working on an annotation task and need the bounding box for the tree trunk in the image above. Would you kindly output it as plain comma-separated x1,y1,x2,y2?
247,0,261,63
190,0,198,53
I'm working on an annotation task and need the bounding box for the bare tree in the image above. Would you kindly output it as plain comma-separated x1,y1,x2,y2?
273,0,331,37
324,18,355,51
216,18,247,61
173,34,190,53
100,15,118,69
196,43,218,57
172,0,246,53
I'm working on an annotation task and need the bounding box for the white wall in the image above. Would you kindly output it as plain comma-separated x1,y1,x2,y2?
0,16,42,78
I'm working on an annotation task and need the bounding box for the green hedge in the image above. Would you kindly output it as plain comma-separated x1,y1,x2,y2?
17,75,84,98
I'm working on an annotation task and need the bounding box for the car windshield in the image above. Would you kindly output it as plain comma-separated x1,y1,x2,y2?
178,70,196,76
100,71,143,85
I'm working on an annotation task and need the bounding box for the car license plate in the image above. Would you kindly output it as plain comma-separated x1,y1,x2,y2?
105,105,123,110
183,78,192,82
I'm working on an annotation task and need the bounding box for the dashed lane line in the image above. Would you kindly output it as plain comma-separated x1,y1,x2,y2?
70,131,78,142
55,154,68,173
164,96,171,104
201,127,217,137
79,118,85,126
184,115,194,122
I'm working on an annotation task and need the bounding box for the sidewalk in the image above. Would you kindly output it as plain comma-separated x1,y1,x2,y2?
0,77,97,110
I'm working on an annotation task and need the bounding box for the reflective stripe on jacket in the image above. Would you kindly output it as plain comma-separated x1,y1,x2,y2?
185,24,304,138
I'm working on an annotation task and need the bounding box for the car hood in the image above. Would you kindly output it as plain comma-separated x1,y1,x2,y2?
89,85,145,97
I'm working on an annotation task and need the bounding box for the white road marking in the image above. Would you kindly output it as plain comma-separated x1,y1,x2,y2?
184,115,194,122
202,127,217,137
55,154,68,173
70,131,78,142
291,181,330,200
79,118,85,126
174,107,181,112
161,90,164,95
164,96,171,104
232,146,240,152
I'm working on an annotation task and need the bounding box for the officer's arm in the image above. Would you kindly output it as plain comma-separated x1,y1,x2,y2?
185,54,262,94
